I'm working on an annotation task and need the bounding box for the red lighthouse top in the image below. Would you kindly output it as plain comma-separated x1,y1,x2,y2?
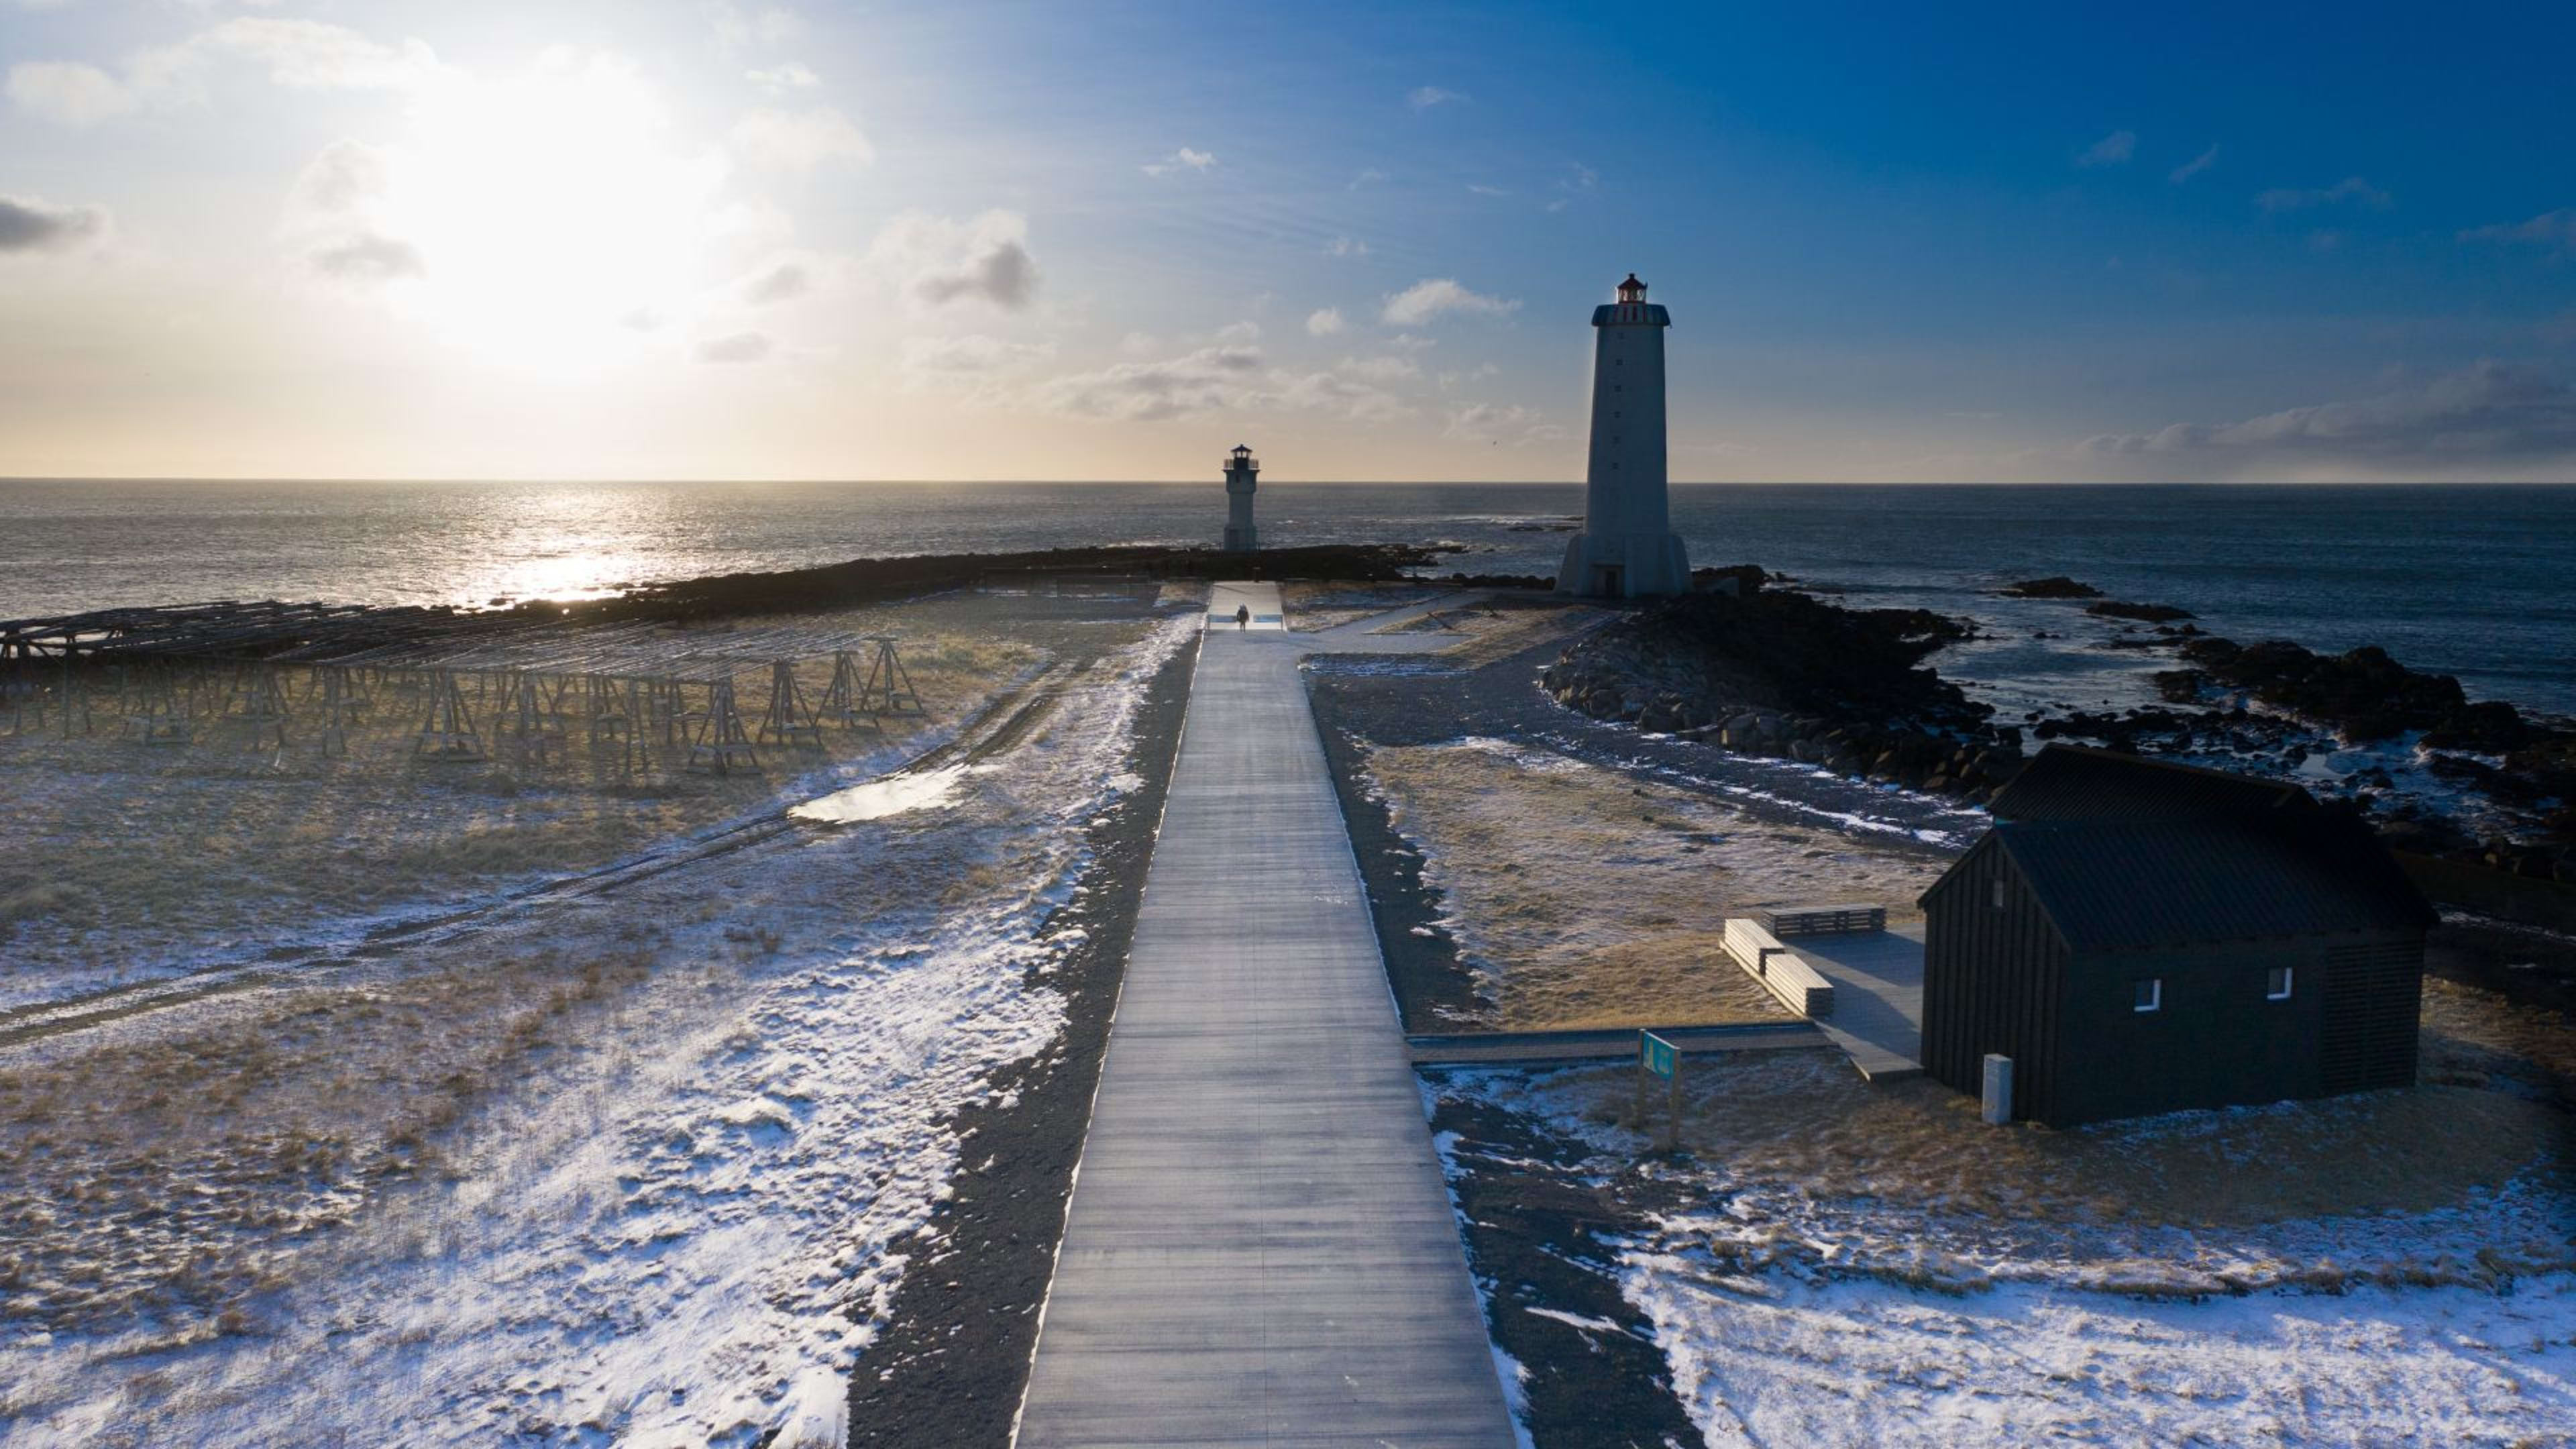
1615,274,1647,303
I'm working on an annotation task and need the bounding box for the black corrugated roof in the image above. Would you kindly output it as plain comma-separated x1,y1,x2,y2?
1990,814,2434,952
1988,745,2314,823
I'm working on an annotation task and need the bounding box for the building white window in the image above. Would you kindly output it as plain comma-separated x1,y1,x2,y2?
1990,880,2007,910
2266,965,2294,1000
2133,977,2162,1013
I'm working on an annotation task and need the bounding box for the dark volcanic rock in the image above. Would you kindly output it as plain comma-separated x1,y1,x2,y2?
2000,576,2103,599
1540,586,2009,800
2174,636,2522,745
592,542,1450,624
2086,600,2196,623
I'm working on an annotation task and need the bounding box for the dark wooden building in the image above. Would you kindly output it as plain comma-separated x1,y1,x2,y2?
1919,746,2434,1127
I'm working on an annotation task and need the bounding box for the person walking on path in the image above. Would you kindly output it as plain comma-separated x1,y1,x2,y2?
1234,604,1250,630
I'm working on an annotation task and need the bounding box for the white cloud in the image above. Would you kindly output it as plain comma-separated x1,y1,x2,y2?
696,330,773,363
1269,368,1413,422
1387,333,1437,352
1548,163,1599,211
1381,277,1520,327
2462,209,2576,254
287,137,393,219
1444,402,1559,445
2168,144,2219,184
740,258,812,305
2255,176,2392,213
1466,183,1509,197
11,17,442,126
180,17,442,92
2076,362,2576,476
1306,307,1345,336
745,62,818,92
1035,343,1264,421
1337,354,1418,383
1407,86,1464,110
729,106,871,169
309,231,425,282
901,334,1055,374
869,209,1038,311
280,138,417,286
1322,235,1368,258
5,61,135,125
2076,129,2135,167
704,1,801,50
1214,320,1261,343
0,193,110,254
1142,146,1216,178
1350,168,1387,189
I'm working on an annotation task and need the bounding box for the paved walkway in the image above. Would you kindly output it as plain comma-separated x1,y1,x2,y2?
1206,579,1288,631
1014,593,1515,1447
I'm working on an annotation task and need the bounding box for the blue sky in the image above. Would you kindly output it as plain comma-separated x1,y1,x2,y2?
2,0,2571,480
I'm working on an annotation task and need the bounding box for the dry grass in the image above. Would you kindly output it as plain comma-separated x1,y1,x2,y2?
0,606,1034,983
1415,599,1610,669
1557,1046,2572,1231
0,930,664,1334
1368,738,1945,1029
1279,582,1445,631
2420,975,2576,1095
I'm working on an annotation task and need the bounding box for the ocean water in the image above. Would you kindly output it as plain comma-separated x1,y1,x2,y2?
3,480,2570,715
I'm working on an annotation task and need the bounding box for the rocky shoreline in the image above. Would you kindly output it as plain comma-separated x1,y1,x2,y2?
1540,572,2576,893
1539,580,2031,802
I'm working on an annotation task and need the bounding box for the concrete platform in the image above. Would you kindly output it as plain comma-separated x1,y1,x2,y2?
1206,580,1287,631
1014,606,1515,1447
1791,925,1927,1081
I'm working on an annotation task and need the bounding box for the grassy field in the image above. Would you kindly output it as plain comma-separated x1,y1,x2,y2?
1364,735,1943,1029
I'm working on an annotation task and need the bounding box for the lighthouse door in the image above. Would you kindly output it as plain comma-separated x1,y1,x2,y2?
1592,564,1625,598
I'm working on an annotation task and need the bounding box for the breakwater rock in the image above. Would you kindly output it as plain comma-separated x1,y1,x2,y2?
1539,586,2025,802
602,542,1449,623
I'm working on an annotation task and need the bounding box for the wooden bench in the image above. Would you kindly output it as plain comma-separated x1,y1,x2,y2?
1756,903,1887,938
1723,918,1836,1018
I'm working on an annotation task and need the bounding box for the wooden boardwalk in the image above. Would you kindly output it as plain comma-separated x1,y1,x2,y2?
1014,597,1515,1447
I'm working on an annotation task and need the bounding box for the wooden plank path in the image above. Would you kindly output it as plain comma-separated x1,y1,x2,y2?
1015,584,1515,1448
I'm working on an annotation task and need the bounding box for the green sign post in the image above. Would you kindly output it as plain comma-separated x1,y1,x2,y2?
1635,1030,1682,1152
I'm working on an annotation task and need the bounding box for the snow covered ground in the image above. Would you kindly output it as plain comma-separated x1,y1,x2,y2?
1432,1061,2576,1448
0,613,1194,1447
1632,1264,2576,1448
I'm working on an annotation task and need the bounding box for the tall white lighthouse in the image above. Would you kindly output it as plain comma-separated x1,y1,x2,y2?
1222,443,1258,551
1558,274,1690,598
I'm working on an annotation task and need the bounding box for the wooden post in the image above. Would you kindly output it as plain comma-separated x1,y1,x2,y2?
1633,1046,1647,1129
1666,1055,1682,1153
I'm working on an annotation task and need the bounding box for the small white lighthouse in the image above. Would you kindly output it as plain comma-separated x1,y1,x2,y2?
1222,443,1259,551
1558,274,1690,598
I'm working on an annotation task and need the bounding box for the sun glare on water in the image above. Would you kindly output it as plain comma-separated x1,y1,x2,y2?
359,54,729,373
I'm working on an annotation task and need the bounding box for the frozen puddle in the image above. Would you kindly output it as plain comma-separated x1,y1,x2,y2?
790,763,972,824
